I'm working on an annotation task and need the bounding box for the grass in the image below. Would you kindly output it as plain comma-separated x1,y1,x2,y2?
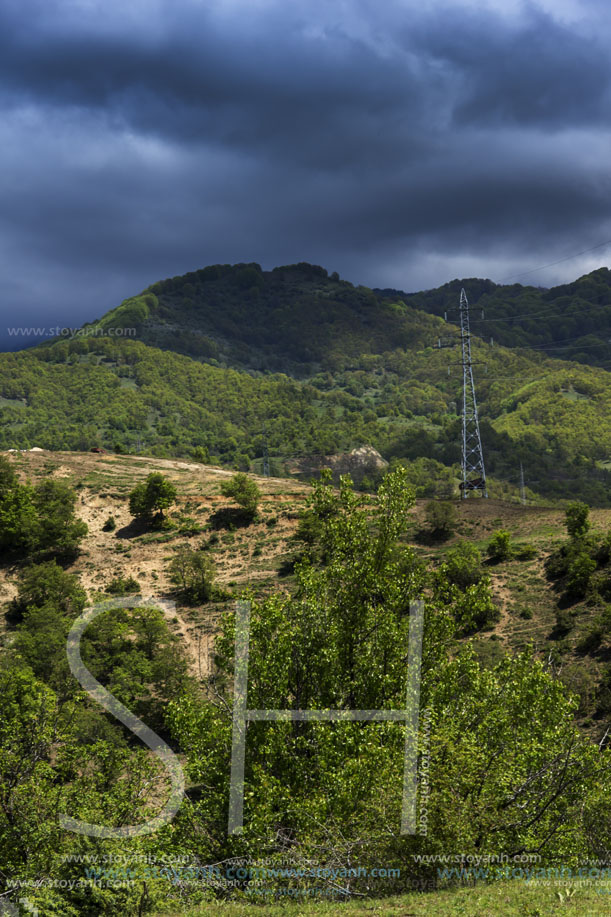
155,880,611,916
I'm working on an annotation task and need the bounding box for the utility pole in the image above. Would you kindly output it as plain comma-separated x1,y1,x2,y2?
520,461,526,505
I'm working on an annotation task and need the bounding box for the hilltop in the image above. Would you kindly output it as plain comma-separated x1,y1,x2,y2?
383,265,611,369
87,261,611,373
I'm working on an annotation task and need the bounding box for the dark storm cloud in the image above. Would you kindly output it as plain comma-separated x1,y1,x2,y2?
1,0,610,350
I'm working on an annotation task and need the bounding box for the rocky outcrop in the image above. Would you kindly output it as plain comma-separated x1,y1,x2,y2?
289,445,387,485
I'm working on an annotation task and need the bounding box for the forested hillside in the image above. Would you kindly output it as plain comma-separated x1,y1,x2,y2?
1,262,610,504
85,261,611,373
383,266,611,369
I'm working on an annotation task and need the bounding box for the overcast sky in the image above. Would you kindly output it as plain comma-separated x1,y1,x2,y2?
1,0,611,349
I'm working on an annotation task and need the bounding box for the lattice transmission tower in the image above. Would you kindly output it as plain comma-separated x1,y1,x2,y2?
262,426,270,478
439,289,488,498
457,288,487,498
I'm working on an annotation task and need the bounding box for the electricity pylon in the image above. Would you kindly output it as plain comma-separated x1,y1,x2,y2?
262,427,270,478
458,288,487,498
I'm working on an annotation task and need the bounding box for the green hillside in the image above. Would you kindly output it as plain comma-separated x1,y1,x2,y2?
382,266,611,369
1,262,610,503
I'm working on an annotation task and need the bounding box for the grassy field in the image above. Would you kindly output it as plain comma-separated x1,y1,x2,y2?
154,880,611,916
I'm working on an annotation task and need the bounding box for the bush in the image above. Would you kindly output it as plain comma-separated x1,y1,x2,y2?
102,515,116,532
565,501,590,540
106,575,140,595
424,500,457,539
191,446,210,464
169,546,216,603
11,561,87,620
220,473,260,520
486,530,513,562
129,473,177,527
452,581,500,633
34,480,88,557
0,464,87,559
442,542,484,589
565,551,597,599
515,542,537,561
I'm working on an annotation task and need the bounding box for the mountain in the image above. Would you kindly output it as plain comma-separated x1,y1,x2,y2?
86,261,611,372
379,266,611,369
1,262,610,504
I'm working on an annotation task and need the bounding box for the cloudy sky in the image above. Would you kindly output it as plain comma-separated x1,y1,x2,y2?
1,0,611,349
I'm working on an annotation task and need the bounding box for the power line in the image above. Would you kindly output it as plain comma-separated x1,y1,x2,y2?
471,301,610,324
498,239,611,283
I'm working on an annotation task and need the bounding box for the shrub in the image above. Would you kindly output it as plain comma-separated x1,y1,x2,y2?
102,515,116,532
106,575,140,595
169,546,216,603
565,551,597,599
129,473,177,527
11,561,87,620
0,466,87,558
515,542,537,561
486,530,513,562
220,473,260,520
424,500,457,539
191,446,210,464
442,542,484,589
565,501,590,540
34,480,88,557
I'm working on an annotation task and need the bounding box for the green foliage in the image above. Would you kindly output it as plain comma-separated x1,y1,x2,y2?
12,560,87,618
565,501,591,540
514,541,537,560
169,546,216,603
191,445,210,463
545,513,610,601
407,267,611,369
0,454,18,496
486,529,513,562
0,460,87,558
168,467,605,895
128,472,177,526
565,551,597,599
105,574,140,595
33,479,88,555
1,462,611,913
424,500,457,539
0,479,39,553
435,542,498,632
441,541,484,589
102,514,116,531
220,472,260,519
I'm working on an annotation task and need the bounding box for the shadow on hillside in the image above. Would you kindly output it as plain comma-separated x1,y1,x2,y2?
208,507,254,530
277,556,296,578
115,518,154,539
413,527,453,546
